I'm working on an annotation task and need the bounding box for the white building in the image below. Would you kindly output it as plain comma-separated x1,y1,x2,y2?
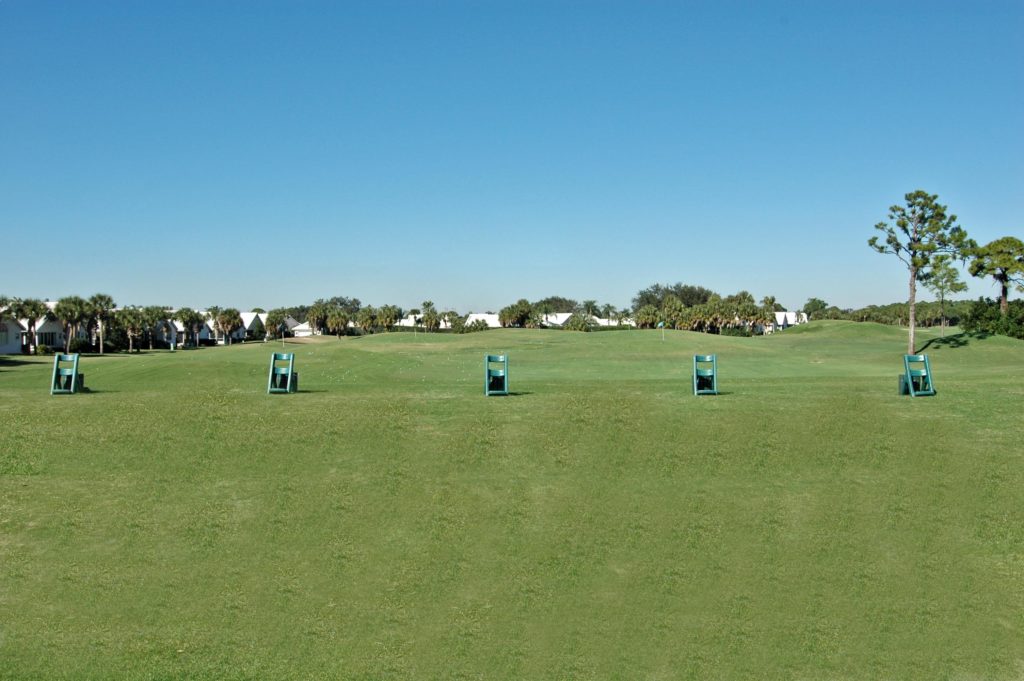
0,313,24,354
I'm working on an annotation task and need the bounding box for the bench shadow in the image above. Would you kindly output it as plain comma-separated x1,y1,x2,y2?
916,332,989,352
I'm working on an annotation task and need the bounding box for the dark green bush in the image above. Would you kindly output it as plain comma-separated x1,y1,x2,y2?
562,313,595,332
961,298,1024,339
68,338,94,354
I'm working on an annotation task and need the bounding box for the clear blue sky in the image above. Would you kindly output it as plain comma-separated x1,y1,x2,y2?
2,0,1021,313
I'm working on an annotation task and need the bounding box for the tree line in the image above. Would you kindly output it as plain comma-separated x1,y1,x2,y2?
3,206,1020,354
0,295,262,355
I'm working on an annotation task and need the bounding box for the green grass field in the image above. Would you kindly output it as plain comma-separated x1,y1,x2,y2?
2,322,1022,679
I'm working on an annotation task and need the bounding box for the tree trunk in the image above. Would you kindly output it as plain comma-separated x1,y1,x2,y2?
907,266,917,355
99,321,104,355
1000,280,1009,316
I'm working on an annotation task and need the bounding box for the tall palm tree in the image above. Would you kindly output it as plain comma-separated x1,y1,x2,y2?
205,306,223,343
265,308,289,340
661,295,686,330
634,304,659,329
327,309,350,337
581,300,599,318
10,298,49,354
88,293,116,354
175,307,204,347
533,301,554,326
116,307,145,353
421,301,440,332
357,306,376,334
442,310,462,331
54,295,90,352
306,301,330,335
216,308,243,345
377,304,400,331
141,306,169,349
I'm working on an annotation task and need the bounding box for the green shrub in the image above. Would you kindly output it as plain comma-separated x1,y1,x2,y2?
562,312,596,332
68,338,94,354
962,298,1024,340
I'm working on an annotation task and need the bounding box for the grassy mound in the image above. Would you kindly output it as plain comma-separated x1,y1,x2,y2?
1,324,1022,678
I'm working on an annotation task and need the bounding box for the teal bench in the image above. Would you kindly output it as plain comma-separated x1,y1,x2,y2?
268,352,299,393
693,354,718,395
900,354,935,397
51,353,84,395
485,354,508,396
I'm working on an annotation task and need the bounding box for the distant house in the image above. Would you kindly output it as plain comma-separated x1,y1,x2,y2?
763,311,809,334
239,312,269,341
774,311,808,329
21,302,66,350
171,317,215,346
0,313,24,354
396,314,419,329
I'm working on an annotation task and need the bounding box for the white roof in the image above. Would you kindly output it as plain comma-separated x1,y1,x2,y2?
240,312,262,330
542,312,573,326
465,313,502,328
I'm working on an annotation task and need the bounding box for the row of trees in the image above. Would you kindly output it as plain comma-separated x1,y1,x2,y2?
1,294,116,355
487,289,785,335
802,299,976,329
0,294,260,354
869,190,1023,352
633,292,779,334
497,298,632,329
5,215,1021,353
291,299,452,336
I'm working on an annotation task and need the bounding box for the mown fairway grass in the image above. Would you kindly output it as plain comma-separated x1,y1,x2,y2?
1,322,1022,679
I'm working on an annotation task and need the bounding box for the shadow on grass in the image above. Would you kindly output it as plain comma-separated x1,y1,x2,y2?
0,357,34,370
917,332,991,352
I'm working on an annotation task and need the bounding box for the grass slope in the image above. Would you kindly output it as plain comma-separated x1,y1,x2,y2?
1,322,1022,679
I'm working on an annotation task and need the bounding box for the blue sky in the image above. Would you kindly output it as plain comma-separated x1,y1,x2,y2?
2,0,1021,313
